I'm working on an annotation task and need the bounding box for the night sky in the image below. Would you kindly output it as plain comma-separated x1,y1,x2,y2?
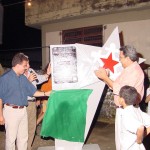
0,0,42,68
0,0,41,49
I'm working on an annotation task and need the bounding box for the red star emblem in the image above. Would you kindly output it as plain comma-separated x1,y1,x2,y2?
100,53,119,73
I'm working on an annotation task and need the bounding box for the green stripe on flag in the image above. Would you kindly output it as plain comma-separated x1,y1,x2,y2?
40,89,93,142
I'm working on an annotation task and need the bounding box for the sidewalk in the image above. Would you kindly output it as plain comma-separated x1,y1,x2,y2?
32,121,115,150
0,121,116,150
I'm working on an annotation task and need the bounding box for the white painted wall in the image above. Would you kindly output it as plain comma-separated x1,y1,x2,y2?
44,20,150,68
42,31,62,67
103,19,150,65
46,31,62,46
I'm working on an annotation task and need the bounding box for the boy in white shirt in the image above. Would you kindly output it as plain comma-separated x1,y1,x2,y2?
118,85,150,150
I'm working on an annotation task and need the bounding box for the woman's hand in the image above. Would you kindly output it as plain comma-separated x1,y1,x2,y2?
46,63,51,76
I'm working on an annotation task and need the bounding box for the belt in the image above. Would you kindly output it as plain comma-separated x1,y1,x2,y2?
28,98,36,102
28,100,36,102
5,103,25,109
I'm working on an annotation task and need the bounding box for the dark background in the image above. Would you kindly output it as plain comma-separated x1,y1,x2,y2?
0,0,42,69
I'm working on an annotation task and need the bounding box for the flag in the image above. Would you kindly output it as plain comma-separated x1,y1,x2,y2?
40,89,93,142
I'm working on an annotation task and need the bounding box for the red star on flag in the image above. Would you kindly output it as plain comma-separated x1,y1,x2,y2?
100,53,119,73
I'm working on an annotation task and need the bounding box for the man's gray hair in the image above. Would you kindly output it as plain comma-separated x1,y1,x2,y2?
120,45,139,62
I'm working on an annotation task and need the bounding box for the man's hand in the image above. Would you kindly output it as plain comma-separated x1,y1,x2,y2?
94,67,113,89
28,72,37,82
0,115,5,125
94,67,108,80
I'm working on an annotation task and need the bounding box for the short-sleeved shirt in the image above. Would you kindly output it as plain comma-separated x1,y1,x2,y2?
0,69,36,106
120,105,150,150
113,61,144,106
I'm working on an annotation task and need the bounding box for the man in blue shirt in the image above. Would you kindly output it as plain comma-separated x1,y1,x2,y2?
0,53,51,150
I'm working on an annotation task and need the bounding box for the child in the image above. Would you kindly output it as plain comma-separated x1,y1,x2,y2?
118,85,150,150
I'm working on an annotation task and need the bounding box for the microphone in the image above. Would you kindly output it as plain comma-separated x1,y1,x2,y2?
29,70,39,83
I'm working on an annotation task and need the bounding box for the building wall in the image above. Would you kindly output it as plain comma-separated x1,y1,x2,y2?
44,19,150,66
40,5,150,67
44,20,150,120
25,0,150,68
42,31,61,67
104,19,150,65
25,0,150,121
25,0,150,27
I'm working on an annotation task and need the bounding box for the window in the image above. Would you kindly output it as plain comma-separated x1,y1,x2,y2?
62,25,103,47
